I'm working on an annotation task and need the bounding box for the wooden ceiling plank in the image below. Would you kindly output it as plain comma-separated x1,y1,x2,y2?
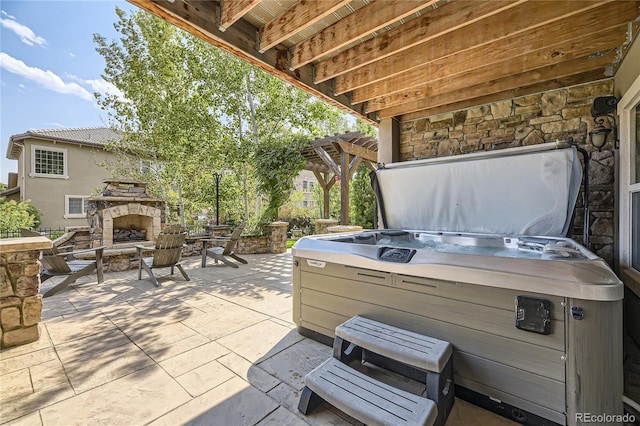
125,0,376,124
314,0,525,83
219,0,262,32
351,20,630,103
375,52,615,117
397,70,607,122
337,1,621,92
289,0,437,70
259,0,351,53
367,51,616,113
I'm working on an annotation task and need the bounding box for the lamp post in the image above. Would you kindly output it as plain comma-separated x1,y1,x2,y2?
214,172,222,225
213,169,233,225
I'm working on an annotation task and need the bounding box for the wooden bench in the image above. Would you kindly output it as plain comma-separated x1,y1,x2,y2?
334,316,454,426
298,357,438,426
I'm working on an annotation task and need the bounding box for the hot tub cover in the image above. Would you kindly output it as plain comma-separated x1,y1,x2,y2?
374,147,582,237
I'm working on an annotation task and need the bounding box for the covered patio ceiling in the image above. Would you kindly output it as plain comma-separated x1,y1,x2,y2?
128,0,639,125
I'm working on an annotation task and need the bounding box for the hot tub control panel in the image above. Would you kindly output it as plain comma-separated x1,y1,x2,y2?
377,247,416,263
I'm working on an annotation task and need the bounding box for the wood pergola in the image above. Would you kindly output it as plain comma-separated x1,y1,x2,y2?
300,132,378,225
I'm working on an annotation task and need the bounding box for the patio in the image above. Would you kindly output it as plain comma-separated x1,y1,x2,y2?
1,251,514,425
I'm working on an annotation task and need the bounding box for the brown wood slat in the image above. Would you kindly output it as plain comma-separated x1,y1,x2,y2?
289,0,437,70
373,51,616,116
313,0,524,83
258,0,351,53
219,0,262,31
336,0,619,94
352,24,627,104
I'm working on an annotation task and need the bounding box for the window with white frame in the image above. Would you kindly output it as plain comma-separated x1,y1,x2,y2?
303,180,308,191
618,72,640,293
31,145,67,178
64,195,89,218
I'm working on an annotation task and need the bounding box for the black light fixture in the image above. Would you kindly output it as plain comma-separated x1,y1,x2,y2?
588,96,618,150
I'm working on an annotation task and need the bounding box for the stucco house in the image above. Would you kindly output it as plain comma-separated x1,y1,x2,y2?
1,127,121,229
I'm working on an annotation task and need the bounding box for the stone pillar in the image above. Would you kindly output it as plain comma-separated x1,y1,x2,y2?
267,222,288,254
315,219,339,234
0,236,51,349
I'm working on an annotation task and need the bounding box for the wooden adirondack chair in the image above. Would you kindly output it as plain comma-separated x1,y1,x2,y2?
201,221,248,268
136,231,190,287
20,229,105,297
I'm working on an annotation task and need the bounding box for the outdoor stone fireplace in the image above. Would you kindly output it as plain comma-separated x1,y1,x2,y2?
87,180,165,248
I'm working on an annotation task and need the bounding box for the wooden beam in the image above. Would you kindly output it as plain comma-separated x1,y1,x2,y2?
219,0,262,32
348,157,363,179
370,50,616,115
125,0,377,124
312,170,335,218
314,0,524,83
305,161,331,173
314,146,341,176
336,1,618,94
289,0,436,70
259,0,351,53
398,70,608,122
336,140,377,162
352,22,629,104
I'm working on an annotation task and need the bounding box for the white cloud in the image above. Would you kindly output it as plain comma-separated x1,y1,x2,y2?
85,78,126,101
0,52,93,101
0,12,46,47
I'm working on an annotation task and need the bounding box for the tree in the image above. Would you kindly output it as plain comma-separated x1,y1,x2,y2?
254,135,308,225
0,198,41,233
94,7,352,232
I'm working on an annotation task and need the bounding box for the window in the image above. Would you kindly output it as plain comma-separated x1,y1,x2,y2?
31,145,67,178
65,195,89,218
309,182,315,191
303,180,308,191
618,72,640,294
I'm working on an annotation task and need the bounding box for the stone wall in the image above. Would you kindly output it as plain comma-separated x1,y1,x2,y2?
0,237,51,348
400,80,616,264
59,222,289,271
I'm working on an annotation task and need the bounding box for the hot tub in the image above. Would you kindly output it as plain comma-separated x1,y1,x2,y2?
292,143,624,425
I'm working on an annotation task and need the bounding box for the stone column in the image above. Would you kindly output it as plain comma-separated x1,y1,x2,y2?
315,219,339,234
267,222,289,254
0,236,51,349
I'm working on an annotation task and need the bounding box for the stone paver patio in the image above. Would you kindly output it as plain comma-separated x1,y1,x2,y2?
1,251,514,425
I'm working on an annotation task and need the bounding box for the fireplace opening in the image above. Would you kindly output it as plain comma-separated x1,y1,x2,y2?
113,215,153,245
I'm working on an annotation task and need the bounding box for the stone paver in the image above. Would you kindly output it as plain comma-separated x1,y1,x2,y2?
0,252,516,426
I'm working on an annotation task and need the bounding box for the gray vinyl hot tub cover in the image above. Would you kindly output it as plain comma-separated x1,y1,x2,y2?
375,147,582,236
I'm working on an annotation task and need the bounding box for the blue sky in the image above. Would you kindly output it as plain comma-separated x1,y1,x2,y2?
0,0,136,182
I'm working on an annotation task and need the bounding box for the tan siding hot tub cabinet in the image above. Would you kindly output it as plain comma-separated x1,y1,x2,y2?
292,253,622,425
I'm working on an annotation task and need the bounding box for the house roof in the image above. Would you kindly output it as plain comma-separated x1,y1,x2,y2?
6,127,121,160
127,0,640,124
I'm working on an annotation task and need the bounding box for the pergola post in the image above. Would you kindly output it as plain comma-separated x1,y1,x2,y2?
301,132,378,224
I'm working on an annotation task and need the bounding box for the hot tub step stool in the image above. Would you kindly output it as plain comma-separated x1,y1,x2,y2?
298,357,438,426
334,315,454,426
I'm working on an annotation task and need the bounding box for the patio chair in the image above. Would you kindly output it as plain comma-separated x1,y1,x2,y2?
20,229,105,297
201,221,248,268
136,230,190,287
19,228,73,256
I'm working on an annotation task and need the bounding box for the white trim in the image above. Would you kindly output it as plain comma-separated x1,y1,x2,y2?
617,71,640,293
64,195,89,219
30,144,68,179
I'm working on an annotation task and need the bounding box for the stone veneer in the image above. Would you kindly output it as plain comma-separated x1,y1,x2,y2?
400,80,616,265
0,237,51,348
